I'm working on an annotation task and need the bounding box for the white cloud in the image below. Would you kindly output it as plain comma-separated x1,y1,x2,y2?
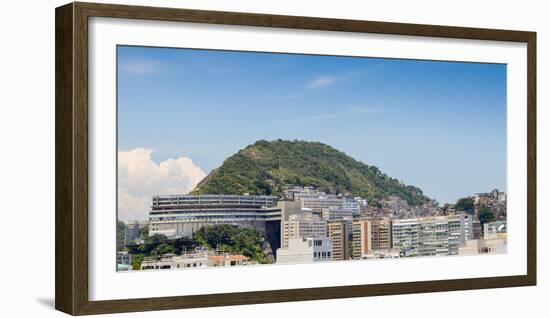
117,148,206,222
119,58,164,76
308,75,338,88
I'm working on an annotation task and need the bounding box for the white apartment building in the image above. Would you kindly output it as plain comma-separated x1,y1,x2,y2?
391,218,420,257
276,237,333,264
418,216,451,257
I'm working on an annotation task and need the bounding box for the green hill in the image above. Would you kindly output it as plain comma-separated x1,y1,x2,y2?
191,139,429,206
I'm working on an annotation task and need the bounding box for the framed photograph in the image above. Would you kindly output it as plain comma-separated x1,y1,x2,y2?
55,2,536,315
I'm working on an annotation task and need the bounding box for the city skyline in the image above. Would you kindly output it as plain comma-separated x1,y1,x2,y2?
117,45,507,219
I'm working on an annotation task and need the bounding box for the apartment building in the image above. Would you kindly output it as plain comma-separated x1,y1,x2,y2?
391,218,419,257
418,216,451,256
327,221,349,261
352,217,392,259
282,211,327,248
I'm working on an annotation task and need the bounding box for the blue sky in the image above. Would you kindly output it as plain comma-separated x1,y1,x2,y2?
117,45,506,205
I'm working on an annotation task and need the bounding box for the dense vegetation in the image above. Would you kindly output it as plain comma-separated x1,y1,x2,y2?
192,139,429,205
195,225,272,264
125,225,271,270
455,197,475,214
478,206,496,225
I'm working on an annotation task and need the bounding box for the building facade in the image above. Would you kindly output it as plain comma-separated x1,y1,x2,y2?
418,216,451,257
327,221,349,261
141,250,209,270
352,219,369,259
322,207,353,234
276,237,333,264
298,195,343,216
352,217,392,259
282,211,327,248
148,194,281,237
391,218,419,257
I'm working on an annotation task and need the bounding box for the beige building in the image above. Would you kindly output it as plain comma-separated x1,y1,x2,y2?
282,211,327,248
459,234,507,255
352,217,392,259
352,219,369,259
327,221,349,261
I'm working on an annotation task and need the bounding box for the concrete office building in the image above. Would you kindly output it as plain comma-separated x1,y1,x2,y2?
148,194,282,255
148,194,281,237
276,237,333,264
391,218,420,257
277,200,302,221
282,211,327,248
327,221,349,261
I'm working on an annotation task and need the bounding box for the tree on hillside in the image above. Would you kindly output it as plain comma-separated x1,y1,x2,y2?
150,243,176,257
138,234,168,254
194,225,271,264
478,206,495,225
456,197,475,214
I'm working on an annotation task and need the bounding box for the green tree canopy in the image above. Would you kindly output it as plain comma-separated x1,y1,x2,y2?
150,243,176,257
456,197,475,214
138,234,169,254
194,225,271,264
478,206,495,225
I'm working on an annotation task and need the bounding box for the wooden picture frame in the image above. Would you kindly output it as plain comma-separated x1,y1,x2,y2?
55,1,536,315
